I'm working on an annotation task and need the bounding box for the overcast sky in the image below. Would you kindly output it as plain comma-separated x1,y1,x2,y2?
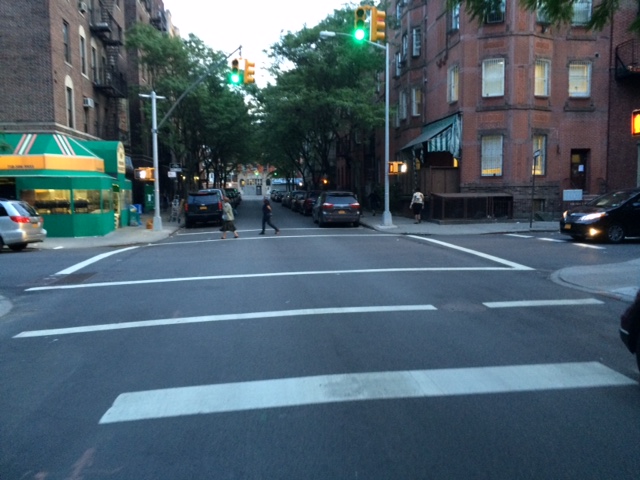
162,0,353,86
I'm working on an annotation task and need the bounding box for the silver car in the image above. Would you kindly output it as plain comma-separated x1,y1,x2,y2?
0,199,47,251
312,191,361,227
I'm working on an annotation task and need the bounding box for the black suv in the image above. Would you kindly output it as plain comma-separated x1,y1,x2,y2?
184,189,224,228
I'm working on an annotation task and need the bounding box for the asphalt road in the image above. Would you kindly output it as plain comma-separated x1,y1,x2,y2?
1,199,639,479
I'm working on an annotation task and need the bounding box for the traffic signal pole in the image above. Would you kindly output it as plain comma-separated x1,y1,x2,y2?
319,31,394,227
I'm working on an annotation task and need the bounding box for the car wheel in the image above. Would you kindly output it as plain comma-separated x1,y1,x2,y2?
606,224,625,243
9,243,27,252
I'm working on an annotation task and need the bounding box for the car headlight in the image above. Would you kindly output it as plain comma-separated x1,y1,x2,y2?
579,212,606,222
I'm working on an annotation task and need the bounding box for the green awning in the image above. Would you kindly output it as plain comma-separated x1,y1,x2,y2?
2,133,102,158
401,114,461,157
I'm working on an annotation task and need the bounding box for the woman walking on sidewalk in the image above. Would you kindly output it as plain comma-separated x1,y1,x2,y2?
409,187,425,223
260,197,280,235
220,197,239,239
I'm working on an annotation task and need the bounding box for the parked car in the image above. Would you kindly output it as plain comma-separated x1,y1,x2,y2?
300,190,321,216
560,188,640,243
291,192,306,213
184,189,224,228
620,289,640,372
270,189,284,202
282,190,305,209
312,191,361,227
0,198,47,251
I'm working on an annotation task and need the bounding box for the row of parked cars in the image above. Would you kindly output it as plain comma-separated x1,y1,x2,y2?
277,189,362,227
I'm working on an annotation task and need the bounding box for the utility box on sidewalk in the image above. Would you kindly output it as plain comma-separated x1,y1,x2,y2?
144,184,155,212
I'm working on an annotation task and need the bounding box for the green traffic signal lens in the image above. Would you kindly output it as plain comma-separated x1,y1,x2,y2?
230,73,240,84
355,29,365,41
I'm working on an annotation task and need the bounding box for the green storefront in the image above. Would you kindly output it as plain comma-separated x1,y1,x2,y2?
0,133,132,237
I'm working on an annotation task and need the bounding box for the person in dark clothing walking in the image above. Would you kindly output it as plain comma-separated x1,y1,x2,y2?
260,197,280,235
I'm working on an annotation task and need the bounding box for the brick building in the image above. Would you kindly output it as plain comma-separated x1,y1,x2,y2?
378,0,640,220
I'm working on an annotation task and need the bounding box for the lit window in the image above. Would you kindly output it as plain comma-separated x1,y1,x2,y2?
568,61,591,98
481,135,503,176
448,65,459,103
482,58,505,97
534,59,550,97
532,135,547,175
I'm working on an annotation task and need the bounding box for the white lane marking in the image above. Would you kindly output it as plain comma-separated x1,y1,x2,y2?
55,247,139,275
538,238,565,242
13,305,438,338
407,236,533,270
573,243,606,250
505,234,533,238
484,298,604,308
98,362,636,423
26,266,524,292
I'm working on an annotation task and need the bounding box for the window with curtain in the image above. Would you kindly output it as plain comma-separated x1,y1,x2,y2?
532,135,547,175
448,65,459,103
568,61,591,97
534,59,550,97
481,135,503,176
482,58,505,97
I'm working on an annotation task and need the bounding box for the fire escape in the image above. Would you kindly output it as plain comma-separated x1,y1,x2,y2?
615,39,640,81
90,0,128,142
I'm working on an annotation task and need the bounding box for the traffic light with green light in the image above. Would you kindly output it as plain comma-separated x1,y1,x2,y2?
369,7,386,43
354,7,367,41
230,58,241,84
244,59,256,84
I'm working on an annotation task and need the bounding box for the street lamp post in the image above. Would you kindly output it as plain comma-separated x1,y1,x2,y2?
319,31,394,227
139,91,166,231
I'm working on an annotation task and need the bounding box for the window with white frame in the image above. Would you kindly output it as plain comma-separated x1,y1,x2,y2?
481,135,503,176
448,65,459,103
568,61,591,97
534,59,550,97
451,3,460,30
396,1,402,20
402,33,408,58
80,34,87,75
412,28,421,57
482,58,505,97
395,52,402,77
399,91,408,120
486,0,505,23
572,0,592,24
411,87,422,116
536,1,549,23
532,135,547,175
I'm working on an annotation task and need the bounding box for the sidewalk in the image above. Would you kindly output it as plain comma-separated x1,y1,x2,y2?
34,197,639,302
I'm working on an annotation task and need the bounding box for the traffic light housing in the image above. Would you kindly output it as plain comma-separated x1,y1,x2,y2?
632,109,640,136
244,59,256,84
230,58,241,84
354,7,367,41
369,7,386,43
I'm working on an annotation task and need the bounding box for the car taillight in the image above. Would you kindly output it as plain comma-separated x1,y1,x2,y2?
9,215,31,224
322,203,334,210
184,204,189,212
218,201,223,210
350,202,360,209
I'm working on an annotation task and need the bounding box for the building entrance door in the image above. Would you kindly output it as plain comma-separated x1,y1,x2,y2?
570,150,588,191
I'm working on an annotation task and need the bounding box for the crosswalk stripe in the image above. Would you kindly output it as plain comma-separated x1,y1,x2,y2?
98,362,636,424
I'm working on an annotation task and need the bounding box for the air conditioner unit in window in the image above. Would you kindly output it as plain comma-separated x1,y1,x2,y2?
83,97,95,108
78,1,88,13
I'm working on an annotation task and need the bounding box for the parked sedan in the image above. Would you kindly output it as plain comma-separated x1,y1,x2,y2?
312,191,361,227
560,188,640,243
282,190,305,209
0,198,47,251
300,190,321,216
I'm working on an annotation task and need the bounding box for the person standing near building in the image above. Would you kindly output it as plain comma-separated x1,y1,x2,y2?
260,197,280,235
220,197,239,239
409,187,425,224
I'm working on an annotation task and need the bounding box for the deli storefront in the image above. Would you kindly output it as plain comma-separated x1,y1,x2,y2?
0,133,133,237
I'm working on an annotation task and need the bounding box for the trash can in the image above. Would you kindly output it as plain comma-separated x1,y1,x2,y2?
129,205,141,226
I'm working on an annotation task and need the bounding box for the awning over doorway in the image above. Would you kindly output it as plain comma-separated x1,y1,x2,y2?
5,133,101,157
401,114,461,157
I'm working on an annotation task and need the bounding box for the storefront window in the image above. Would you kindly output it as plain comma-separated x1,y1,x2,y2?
73,189,101,213
23,189,72,214
102,189,112,211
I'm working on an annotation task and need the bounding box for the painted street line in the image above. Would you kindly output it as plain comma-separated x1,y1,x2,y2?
484,298,604,308
55,247,139,275
26,266,526,292
504,234,534,238
407,236,534,270
98,362,636,424
538,238,568,243
13,305,438,338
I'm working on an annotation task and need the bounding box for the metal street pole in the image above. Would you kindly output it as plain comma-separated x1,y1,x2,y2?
318,31,393,227
139,91,165,231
